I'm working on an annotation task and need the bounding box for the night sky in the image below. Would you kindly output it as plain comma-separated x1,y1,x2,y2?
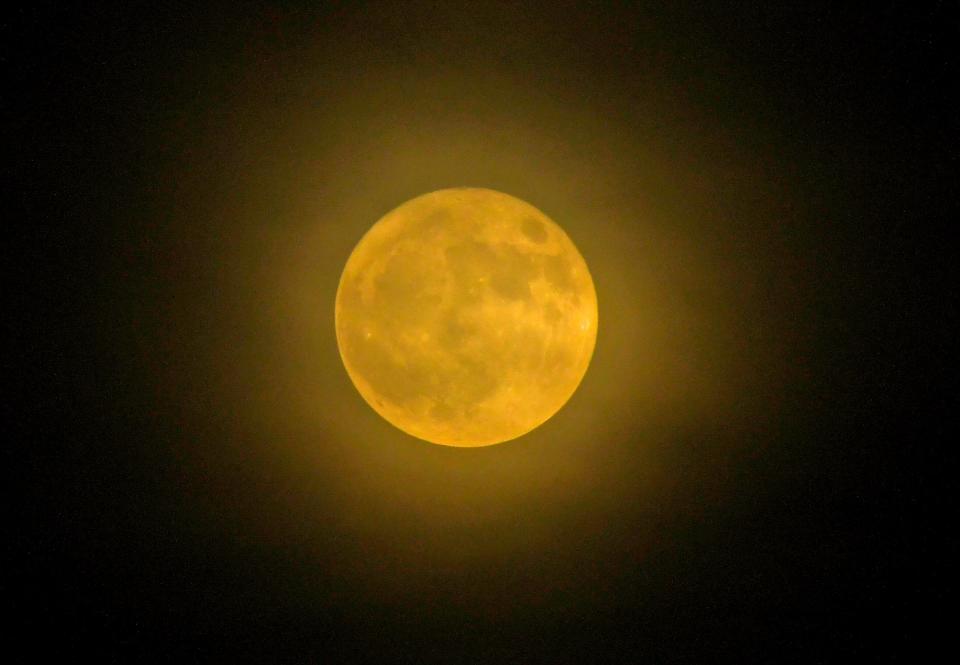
15,2,954,662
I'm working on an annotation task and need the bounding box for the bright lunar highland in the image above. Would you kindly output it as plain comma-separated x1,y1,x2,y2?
335,188,597,447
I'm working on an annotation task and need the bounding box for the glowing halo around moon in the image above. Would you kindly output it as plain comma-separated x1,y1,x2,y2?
335,188,597,447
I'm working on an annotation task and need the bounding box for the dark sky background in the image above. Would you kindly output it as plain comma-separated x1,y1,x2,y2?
14,1,955,662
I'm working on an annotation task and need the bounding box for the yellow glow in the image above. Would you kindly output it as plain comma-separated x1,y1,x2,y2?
335,188,597,447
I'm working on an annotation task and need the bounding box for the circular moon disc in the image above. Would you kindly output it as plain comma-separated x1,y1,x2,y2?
335,188,597,447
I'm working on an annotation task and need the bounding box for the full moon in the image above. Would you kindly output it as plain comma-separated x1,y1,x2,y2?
335,188,597,447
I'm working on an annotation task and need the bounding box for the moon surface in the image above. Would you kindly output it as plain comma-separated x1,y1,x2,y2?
335,188,597,447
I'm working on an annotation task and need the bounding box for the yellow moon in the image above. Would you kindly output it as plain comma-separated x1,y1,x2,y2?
335,188,597,447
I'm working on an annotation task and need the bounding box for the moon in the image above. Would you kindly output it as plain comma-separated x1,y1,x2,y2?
335,188,597,447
